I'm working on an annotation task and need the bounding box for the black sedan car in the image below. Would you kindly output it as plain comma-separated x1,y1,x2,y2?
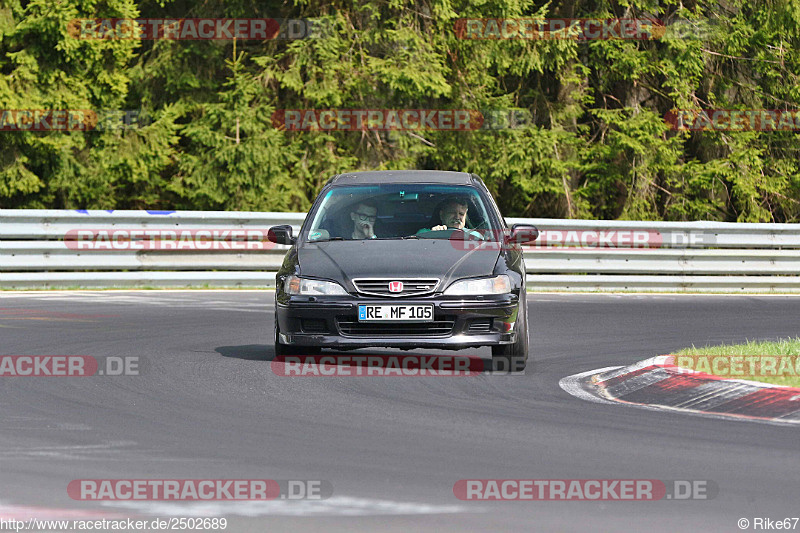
268,170,539,371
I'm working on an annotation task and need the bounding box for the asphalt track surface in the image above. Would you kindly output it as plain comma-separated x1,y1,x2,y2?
1,291,799,532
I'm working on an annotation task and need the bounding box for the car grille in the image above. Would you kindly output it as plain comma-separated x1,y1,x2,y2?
351,278,439,298
337,317,455,336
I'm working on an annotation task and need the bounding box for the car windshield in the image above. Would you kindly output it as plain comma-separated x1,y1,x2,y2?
303,184,500,242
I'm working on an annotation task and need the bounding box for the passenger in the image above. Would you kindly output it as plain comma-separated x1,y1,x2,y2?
349,200,378,239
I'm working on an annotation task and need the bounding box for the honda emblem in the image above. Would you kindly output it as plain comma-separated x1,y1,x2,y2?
388,281,404,293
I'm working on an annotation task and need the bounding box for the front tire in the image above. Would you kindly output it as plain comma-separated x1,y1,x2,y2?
491,292,529,372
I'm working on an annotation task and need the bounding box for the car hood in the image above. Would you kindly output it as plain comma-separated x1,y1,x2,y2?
297,239,501,290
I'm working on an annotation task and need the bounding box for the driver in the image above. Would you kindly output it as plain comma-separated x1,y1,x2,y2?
417,197,484,239
350,200,378,239
432,199,468,231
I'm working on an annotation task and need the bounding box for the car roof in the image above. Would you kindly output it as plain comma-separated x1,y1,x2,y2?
326,170,475,186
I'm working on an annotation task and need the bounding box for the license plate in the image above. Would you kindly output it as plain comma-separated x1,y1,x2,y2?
358,304,433,322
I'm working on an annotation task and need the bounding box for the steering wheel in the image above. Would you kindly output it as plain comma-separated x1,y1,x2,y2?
414,227,486,240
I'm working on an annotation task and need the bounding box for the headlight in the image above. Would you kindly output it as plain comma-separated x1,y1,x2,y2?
443,275,511,296
285,276,348,296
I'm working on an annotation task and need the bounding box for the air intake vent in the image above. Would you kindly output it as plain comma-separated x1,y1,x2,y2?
301,319,328,333
468,318,493,332
337,317,455,336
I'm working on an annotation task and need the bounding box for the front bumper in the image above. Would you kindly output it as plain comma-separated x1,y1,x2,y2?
275,294,520,350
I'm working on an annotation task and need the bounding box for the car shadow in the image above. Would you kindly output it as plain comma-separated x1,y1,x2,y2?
214,345,507,373
214,344,423,362
216,344,275,361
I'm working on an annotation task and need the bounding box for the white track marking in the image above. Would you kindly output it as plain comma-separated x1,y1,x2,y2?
0,500,125,520
102,497,475,517
0,292,272,311
0,441,138,459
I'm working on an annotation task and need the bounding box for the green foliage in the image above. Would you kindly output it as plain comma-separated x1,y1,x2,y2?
1,0,799,220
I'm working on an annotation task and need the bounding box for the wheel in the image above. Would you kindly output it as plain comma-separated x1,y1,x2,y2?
415,228,485,240
491,292,529,372
274,311,320,357
450,228,486,241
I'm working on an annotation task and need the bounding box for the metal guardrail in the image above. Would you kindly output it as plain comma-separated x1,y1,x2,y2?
1,209,800,292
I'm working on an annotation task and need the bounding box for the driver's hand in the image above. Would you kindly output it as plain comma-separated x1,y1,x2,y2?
432,225,448,231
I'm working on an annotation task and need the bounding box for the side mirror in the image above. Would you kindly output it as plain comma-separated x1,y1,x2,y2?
267,225,296,245
506,224,539,245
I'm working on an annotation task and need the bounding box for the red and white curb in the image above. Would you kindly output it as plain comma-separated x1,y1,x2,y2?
559,356,800,426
